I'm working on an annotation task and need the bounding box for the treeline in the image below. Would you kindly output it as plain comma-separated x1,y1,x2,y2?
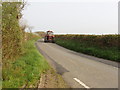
2,2,25,64
55,34,119,62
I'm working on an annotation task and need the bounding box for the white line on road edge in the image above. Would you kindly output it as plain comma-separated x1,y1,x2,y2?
113,67,118,69
73,78,90,89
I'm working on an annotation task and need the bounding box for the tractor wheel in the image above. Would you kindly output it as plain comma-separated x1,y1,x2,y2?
52,40,55,43
44,37,47,43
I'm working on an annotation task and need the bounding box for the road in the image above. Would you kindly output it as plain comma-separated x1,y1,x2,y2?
36,39,118,88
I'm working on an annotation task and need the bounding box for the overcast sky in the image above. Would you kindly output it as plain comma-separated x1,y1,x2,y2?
22,0,119,34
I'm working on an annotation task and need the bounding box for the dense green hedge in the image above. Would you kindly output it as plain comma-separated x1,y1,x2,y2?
2,2,24,63
0,4,2,61
55,34,119,48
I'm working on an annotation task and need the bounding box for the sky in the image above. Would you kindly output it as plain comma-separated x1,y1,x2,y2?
22,0,119,34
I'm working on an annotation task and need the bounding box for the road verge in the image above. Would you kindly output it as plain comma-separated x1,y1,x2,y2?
3,37,49,88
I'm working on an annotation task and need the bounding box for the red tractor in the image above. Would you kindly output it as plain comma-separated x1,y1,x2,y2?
44,31,55,43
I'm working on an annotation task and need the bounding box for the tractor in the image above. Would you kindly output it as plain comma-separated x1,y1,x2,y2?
44,31,55,43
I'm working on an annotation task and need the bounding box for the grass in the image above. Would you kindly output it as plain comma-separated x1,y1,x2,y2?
55,38,120,62
2,37,50,88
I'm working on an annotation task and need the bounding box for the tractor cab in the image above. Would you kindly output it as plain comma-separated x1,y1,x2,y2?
47,31,53,35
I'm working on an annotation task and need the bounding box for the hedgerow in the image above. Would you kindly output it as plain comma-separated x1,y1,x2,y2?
55,34,119,62
2,2,25,64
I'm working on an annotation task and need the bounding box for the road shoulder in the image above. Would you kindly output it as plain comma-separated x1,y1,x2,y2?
38,68,70,88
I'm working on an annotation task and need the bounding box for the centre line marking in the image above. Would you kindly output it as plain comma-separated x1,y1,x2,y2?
73,78,90,89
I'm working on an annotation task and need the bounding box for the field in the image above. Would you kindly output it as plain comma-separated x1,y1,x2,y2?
55,34,119,62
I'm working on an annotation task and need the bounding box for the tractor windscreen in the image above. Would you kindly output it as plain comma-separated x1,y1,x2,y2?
47,31,53,35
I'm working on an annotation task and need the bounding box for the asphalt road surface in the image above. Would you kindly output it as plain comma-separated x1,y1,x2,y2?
36,39,118,88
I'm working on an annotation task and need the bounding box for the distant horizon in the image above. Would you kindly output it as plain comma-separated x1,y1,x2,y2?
32,30,118,35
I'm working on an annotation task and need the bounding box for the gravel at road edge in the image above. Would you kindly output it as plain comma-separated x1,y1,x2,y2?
38,68,70,88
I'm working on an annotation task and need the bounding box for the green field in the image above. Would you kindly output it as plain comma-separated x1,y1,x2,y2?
55,34,119,62
2,37,50,88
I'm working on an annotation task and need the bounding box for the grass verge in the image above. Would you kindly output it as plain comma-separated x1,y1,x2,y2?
2,37,50,88
55,38,120,62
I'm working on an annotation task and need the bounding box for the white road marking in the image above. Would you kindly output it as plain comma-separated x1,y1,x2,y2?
113,67,118,69
73,78,90,89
